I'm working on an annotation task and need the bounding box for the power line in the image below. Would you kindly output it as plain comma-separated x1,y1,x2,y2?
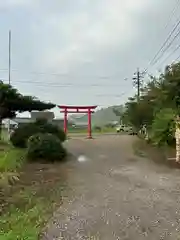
163,0,180,31
173,53,180,62
1,79,129,88
145,12,180,71
143,26,180,75
96,92,127,98
0,68,125,79
157,43,180,67
152,27,180,66
151,18,180,66
3,77,131,96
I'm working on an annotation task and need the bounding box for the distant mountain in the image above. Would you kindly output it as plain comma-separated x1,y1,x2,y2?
69,105,124,126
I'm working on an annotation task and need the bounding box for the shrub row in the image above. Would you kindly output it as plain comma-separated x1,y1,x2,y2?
27,133,67,161
10,119,66,148
10,119,67,162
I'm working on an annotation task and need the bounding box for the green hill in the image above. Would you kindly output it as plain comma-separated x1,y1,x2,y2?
69,105,124,126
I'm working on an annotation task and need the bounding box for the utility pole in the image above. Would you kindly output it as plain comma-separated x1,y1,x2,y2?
8,30,11,137
133,68,142,101
137,68,140,99
8,30,11,85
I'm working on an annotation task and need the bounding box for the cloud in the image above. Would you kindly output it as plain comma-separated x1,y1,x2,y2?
0,0,34,9
38,0,150,73
0,0,178,114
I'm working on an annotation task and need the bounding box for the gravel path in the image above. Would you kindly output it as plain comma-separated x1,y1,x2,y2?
42,135,180,239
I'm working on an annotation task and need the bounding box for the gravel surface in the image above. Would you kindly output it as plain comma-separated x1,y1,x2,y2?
42,135,180,240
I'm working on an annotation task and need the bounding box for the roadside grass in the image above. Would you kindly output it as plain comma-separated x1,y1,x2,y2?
68,127,116,134
1,128,9,143
0,143,26,200
0,140,69,239
133,138,179,168
0,178,67,240
0,146,25,172
132,138,148,158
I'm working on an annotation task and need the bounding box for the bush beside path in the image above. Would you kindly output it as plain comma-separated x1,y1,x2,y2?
0,119,68,239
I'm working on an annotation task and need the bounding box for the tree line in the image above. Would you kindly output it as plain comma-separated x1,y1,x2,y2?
121,62,180,146
0,80,55,138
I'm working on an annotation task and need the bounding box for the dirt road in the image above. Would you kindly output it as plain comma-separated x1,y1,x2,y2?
42,135,180,239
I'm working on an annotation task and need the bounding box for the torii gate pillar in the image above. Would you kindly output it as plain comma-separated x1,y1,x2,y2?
64,108,68,134
88,108,92,139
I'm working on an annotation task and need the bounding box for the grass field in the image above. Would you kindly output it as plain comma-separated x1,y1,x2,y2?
0,126,117,239
0,134,68,240
0,146,25,172
1,128,9,142
1,174,67,240
133,138,178,168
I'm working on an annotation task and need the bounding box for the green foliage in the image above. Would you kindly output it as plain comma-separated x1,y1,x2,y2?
113,106,124,117
0,147,25,171
35,118,48,125
1,177,65,240
122,62,180,146
104,123,114,128
0,81,55,120
10,124,39,148
27,133,67,161
10,119,66,148
150,108,176,146
93,126,102,131
34,119,66,142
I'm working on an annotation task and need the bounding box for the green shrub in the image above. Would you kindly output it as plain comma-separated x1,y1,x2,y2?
34,120,66,142
27,133,67,161
10,120,66,148
35,118,48,125
10,124,39,148
93,126,101,131
150,108,176,146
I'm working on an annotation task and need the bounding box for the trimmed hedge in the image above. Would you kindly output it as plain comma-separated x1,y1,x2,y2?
10,124,39,148
10,119,66,148
27,133,67,161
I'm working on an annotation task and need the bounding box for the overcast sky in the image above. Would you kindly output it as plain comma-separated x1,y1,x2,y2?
0,0,180,117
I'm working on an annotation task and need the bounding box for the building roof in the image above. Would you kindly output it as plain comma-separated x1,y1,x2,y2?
11,117,70,125
30,111,54,120
13,118,34,124
13,118,65,124
73,122,88,126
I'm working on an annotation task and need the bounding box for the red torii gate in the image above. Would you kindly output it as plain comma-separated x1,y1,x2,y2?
58,105,97,139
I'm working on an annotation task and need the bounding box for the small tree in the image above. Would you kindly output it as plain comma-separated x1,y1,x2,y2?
0,81,55,138
113,105,124,124
151,108,176,146
27,133,67,162
10,119,66,148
